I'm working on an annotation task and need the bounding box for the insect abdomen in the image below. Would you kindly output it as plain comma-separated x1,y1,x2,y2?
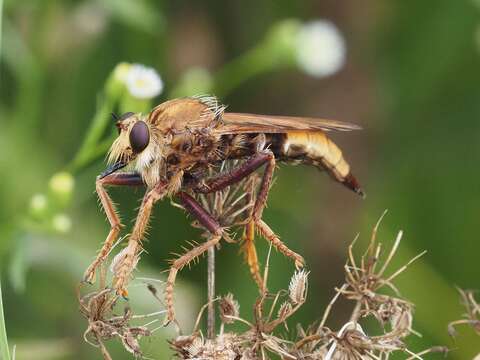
271,132,364,197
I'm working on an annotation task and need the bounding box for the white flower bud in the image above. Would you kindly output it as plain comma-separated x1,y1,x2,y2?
52,213,72,234
295,20,346,78
49,172,75,207
29,193,48,218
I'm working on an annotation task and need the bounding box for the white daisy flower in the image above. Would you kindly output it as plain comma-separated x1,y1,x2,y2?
295,20,346,78
124,64,163,99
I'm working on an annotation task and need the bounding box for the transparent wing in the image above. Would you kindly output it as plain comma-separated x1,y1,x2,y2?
215,112,362,134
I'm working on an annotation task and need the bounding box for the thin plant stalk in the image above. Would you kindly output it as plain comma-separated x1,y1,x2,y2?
207,246,215,339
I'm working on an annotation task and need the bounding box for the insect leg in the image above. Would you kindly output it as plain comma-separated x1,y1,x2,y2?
242,221,263,290
83,173,144,284
226,151,275,290
177,192,222,235
248,152,305,269
256,219,305,268
111,181,167,297
241,177,263,290
194,151,273,193
163,191,223,324
251,150,275,221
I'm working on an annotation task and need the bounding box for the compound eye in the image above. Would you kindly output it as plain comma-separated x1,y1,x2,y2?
129,121,150,153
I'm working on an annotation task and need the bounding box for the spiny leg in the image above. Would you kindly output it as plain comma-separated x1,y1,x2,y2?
256,219,304,268
244,151,276,286
241,177,263,290
194,152,272,287
194,151,274,194
164,192,222,324
242,220,263,290
165,234,222,326
245,152,305,269
194,151,305,277
83,173,144,284
111,181,167,297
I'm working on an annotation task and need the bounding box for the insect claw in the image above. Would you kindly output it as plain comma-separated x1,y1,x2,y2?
82,270,96,285
117,288,129,300
162,317,171,327
99,161,127,179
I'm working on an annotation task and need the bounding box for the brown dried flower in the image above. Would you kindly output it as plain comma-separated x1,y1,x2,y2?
78,284,164,359
448,287,480,338
289,269,309,305
219,293,240,324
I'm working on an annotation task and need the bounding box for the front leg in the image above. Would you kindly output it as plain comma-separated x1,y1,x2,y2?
83,173,144,284
111,181,167,297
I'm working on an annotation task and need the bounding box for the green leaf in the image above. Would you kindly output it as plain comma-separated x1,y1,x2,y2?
101,0,164,34
0,280,11,360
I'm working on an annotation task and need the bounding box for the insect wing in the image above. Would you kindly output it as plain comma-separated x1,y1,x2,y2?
215,112,361,134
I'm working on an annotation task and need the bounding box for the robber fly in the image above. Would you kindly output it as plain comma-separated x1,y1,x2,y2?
83,95,364,323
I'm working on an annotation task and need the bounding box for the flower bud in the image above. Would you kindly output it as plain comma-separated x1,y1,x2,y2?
29,193,49,219
105,62,132,100
295,20,346,78
52,213,72,234
49,172,75,208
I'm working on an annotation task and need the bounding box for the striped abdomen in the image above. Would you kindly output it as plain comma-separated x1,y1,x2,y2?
268,132,364,197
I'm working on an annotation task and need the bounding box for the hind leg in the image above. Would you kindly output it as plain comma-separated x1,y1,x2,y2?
164,192,224,324
247,152,305,269
241,220,263,290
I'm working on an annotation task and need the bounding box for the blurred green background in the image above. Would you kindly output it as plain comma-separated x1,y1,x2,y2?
1,0,480,359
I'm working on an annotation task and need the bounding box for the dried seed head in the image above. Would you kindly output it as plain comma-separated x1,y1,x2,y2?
289,269,309,304
389,303,413,336
449,288,480,338
175,333,241,359
277,301,293,321
219,293,240,324
121,331,142,356
185,337,205,357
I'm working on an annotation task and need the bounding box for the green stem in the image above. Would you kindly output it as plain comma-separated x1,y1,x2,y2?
213,44,279,98
0,0,3,66
0,281,11,360
68,97,113,172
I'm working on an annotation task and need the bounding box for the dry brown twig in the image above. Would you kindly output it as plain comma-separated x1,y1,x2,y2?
78,265,166,359
448,287,480,358
170,212,448,360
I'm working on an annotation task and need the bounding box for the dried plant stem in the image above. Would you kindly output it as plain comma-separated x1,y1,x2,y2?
207,246,215,339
